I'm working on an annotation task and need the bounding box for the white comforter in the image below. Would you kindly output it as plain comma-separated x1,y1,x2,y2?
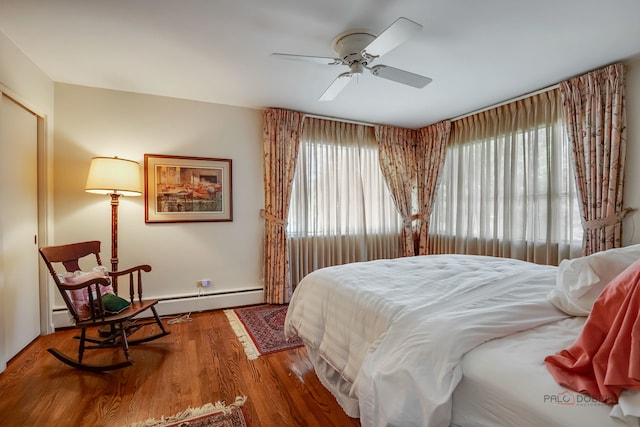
284,254,569,427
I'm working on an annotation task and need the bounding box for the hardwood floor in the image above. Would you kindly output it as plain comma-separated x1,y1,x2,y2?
0,309,361,427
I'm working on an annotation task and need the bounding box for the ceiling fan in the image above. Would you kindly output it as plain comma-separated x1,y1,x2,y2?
272,17,432,101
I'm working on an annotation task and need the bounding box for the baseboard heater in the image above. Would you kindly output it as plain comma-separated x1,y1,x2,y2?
52,287,264,329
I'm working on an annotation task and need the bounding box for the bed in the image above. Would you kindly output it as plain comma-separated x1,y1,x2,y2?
284,248,640,427
452,317,639,427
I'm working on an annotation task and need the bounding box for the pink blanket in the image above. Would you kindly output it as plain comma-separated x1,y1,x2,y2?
545,258,640,404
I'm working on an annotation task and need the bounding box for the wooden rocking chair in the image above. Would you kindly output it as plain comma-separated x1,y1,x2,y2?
39,240,170,372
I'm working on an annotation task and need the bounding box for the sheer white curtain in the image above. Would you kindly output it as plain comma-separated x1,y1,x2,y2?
429,90,583,265
288,117,402,286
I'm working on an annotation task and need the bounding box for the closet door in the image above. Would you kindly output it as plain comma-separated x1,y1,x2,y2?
1,93,40,364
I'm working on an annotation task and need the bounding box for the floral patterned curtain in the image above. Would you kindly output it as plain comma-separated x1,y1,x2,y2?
560,63,628,255
376,120,451,256
376,126,417,256
261,108,304,304
416,121,451,255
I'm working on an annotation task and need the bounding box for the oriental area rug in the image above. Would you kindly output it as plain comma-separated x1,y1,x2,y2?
224,304,303,360
127,396,249,427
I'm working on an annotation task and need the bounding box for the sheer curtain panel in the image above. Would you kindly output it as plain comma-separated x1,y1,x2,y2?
429,90,583,264
288,118,401,287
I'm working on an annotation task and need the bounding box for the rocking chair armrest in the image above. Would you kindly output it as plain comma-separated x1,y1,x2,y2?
58,277,112,292
108,265,152,277
57,277,113,322
108,265,152,302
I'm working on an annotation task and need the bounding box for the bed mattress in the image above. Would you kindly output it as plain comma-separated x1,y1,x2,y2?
452,317,640,427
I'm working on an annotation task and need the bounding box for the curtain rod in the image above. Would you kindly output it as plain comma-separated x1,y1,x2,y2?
303,112,375,128
451,83,560,121
302,82,560,129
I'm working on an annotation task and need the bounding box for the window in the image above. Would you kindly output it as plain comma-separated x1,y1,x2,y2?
429,91,583,264
287,118,401,285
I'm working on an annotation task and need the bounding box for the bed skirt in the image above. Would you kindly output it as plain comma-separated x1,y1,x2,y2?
304,343,360,418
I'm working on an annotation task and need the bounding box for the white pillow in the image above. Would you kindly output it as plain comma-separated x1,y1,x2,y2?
548,244,640,316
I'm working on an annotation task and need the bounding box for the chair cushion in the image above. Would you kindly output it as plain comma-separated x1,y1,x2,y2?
101,293,131,314
62,270,114,320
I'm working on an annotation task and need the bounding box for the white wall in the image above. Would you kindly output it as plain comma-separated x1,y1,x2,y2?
0,31,54,372
52,84,265,315
0,35,53,112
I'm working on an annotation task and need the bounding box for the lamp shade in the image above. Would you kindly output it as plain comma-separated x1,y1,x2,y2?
85,156,142,196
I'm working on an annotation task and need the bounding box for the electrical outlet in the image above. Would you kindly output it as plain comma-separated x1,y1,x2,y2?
197,279,212,288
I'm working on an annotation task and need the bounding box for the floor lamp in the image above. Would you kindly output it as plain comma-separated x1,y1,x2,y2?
85,156,142,273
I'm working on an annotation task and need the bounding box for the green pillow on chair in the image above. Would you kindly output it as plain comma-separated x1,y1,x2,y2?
101,293,131,314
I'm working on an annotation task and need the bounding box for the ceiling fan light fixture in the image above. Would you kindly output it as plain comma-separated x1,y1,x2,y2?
350,63,364,75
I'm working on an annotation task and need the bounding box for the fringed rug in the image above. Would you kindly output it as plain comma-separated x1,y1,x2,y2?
224,304,303,360
126,396,249,427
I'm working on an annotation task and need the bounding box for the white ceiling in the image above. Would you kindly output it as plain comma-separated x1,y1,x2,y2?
1,0,640,129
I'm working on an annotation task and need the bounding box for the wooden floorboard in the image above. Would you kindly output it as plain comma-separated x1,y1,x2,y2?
0,309,361,427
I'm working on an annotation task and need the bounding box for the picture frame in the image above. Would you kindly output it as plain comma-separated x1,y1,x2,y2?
144,154,232,223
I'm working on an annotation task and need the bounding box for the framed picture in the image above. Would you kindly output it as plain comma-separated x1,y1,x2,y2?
144,154,232,223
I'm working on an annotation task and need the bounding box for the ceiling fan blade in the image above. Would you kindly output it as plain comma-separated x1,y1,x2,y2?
319,73,353,101
271,53,340,65
362,17,422,58
370,65,432,88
